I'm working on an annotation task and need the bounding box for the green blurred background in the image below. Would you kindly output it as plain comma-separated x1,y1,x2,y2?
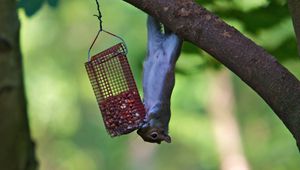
19,0,300,169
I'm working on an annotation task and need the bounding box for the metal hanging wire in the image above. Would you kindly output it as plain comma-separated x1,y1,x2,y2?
88,0,128,61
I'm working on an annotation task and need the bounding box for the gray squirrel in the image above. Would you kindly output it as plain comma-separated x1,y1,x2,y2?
137,16,183,144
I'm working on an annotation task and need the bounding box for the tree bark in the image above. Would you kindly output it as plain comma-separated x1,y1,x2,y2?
123,0,300,150
288,0,300,57
0,0,37,169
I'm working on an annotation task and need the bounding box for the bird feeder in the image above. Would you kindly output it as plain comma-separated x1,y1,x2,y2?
85,42,146,137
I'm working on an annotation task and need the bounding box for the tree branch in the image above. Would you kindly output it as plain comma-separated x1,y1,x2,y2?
288,0,300,57
123,0,300,149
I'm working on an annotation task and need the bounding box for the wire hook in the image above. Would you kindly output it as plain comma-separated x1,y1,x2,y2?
88,0,128,61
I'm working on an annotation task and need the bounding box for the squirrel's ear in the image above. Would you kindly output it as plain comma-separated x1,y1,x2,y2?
163,134,171,143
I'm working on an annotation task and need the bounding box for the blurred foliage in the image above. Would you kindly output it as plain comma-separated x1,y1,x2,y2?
183,0,299,70
19,0,300,170
18,0,59,16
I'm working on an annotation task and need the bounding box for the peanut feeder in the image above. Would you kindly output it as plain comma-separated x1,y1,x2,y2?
85,42,146,137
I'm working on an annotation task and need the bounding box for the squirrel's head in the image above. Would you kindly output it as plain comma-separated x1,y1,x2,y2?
137,102,171,144
137,125,171,144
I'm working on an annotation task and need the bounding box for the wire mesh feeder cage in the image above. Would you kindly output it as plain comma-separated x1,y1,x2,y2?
85,43,146,137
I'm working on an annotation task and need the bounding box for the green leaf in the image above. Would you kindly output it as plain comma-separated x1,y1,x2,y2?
19,0,45,17
270,37,299,61
214,2,289,33
47,0,59,7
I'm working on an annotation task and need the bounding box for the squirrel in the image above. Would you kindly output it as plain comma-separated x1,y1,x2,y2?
137,16,183,144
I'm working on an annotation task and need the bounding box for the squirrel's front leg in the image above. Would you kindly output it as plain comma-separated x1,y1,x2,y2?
137,16,182,144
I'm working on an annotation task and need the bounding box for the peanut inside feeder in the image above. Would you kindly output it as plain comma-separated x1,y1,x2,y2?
85,43,146,137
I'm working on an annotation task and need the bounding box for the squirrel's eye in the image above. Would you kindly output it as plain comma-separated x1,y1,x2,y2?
150,132,158,139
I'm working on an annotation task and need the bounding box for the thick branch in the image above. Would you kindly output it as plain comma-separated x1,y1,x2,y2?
123,0,300,149
288,0,300,57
